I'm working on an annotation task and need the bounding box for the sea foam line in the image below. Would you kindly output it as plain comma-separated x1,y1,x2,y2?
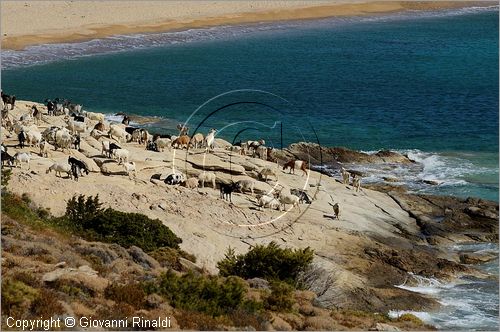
2,5,498,70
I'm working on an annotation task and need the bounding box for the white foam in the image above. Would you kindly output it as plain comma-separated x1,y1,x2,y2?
388,310,433,323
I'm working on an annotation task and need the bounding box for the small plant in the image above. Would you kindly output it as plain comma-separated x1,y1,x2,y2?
263,280,295,312
1,279,39,317
1,168,12,187
217,242,314,285
104,283,146,308
151,270,251,317
30,289,64,317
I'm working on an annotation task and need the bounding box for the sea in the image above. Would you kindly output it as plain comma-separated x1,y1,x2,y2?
1,5,498,330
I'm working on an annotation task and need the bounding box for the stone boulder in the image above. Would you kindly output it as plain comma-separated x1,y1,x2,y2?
69,150,100,172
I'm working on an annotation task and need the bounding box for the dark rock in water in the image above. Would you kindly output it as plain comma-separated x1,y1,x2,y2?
420,179,441,186
388,192,499,244
282,143,413,168
383,176,400,183
459,251,498,264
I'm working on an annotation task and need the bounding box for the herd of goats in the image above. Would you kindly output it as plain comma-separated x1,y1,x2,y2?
1,91,361,217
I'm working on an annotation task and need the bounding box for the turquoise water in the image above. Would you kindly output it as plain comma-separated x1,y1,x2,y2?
1,7,498,201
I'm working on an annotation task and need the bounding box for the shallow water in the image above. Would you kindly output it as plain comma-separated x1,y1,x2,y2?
392,243,499,331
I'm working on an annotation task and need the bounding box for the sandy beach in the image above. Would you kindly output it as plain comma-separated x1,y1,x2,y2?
1,1,493,50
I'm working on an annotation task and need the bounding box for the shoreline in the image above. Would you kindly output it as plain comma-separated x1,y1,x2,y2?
1,100,498,330
1,1,495,50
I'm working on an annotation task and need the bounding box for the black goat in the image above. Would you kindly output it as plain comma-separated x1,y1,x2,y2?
18,130,26,148
68,157,89,176
1,91,16,110
1,151,14,167
220,182,238,202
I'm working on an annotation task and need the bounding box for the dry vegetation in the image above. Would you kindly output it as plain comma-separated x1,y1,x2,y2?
1,174,432,330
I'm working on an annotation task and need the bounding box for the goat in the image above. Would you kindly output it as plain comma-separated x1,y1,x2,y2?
72,134,81,150
176,123,189,136
329,202,340,219
112,148,129,164
25,130,42,147
220,182,238,202
198,171,216,189
204,129,217,152
13,152,31,169
1,151,15,167
86,111,105,122
183,177,199,189
146,140,159,152
109,125,131,143
255,145,267,160
123,161,137,179
235,179,255,195
93,122,106,132
258,167,277,182
290,189,312,204
341,167,350,185
31,105,42,125
45,99,55,116
352,175,361,192
66,118,86,135
46,162,72,178
1,91,16,110
278,191,301,212
68,156,89,176
71,163,79,181
283,159,308,176
18,130,26,148
39,140,54,158
171,135,190,149
189,133,204,149
155,138,171,152
257,194,280,210
165,172,185,185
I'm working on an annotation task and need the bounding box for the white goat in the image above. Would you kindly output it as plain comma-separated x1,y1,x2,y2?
259,167,277,181
13,152,31,169
39,140,54,158
341,167,350,185
108,125,130,143
155,138,171,152
204,129,217,152
198,171,216,189
46,162,72,178
279,191,300,212
113,148,129,164
86,111,105,122
257,194,280,210
123,161,137,179
183,177,199,189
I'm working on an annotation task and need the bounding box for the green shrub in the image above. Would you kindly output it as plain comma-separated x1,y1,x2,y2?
104,283,146,308
150,247,183,270
217,242,314,285
61,195,181,251
151,270,253,317
1,279,39,317
65,194,102,230
263,280,295,312
1,168,12,187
